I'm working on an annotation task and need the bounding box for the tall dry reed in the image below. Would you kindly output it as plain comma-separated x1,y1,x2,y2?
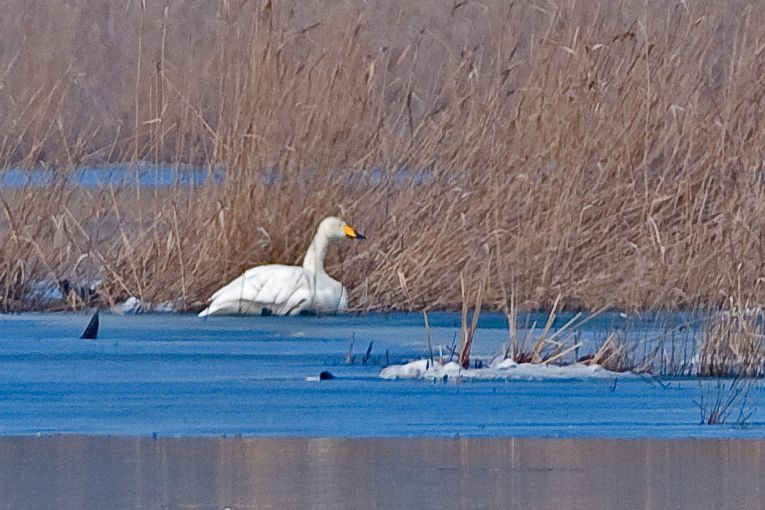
700,297,765,377
1,0,765,313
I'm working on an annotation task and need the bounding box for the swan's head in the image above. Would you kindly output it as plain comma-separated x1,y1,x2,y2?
318,216,366,241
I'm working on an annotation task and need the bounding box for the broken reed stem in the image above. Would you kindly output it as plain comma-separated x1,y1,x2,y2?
345,333,355,364
423,310,434,366
458,254,491,368
362,340,374,364
459,271,469,368
508,292,518,362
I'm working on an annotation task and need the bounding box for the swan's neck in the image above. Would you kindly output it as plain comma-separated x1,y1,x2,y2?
302,231,330,274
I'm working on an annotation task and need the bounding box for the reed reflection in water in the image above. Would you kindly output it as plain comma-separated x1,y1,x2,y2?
0,437,763,509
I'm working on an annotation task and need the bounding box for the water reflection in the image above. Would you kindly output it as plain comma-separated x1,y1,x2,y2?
0,437,763,509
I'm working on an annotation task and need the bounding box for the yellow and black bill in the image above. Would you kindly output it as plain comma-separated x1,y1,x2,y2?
344,224,366,240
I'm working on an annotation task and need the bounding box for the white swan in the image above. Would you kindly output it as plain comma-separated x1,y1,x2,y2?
198,216,365,316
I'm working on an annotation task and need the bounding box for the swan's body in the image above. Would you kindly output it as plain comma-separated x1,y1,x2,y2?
199,265,348,316
199,217,364,317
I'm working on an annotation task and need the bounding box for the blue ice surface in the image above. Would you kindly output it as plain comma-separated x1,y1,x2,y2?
0,163,436,189
0,163,224,188
0,311,762,438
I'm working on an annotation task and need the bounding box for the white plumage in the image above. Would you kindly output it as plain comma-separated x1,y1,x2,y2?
199,216,364,316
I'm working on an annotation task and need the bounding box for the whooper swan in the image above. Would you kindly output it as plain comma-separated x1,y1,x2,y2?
198,216,365,316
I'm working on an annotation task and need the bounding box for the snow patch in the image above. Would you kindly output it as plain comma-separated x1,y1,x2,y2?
114,297,145,314
27,281,64,302
153,300,182,313
113,297,181,314
380,358,629,381
26,279,101,303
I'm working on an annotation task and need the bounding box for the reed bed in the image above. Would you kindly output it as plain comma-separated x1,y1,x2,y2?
447,293,765,378
1,0,765,318
700,298,765,377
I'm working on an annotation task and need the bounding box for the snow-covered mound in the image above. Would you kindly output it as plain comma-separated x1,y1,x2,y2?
380,358,629,381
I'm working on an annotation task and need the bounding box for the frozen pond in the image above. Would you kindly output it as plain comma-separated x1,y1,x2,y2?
0,312,763,438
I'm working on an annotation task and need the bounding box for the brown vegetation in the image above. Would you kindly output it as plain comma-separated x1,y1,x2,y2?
701,297,765,377
1,0,765,313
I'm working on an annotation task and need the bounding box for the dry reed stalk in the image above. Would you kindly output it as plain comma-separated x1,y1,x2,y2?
531,294,562,363
501,291,612,366
458,254,491,368
700,300,765,377
697,375,754,425
584,333,630,373
1,0,765,325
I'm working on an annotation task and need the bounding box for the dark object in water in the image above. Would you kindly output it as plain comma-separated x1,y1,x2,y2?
319,371,335,381
362,341,374,364
80,310,99,340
